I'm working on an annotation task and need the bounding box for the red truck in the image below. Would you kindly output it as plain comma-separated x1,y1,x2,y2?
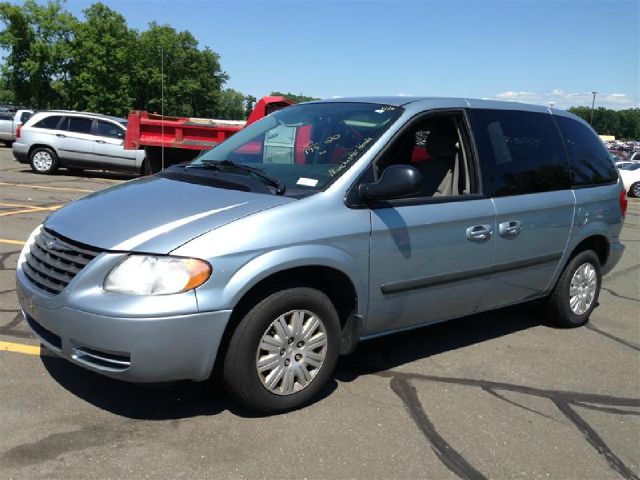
124,96,295,173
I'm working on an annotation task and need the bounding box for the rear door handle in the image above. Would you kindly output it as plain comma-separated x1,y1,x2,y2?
94,140,106,144
499,220,521,237
56,133,66,138
466,224,492,241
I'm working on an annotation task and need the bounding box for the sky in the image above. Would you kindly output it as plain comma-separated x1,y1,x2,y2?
17,0,640,109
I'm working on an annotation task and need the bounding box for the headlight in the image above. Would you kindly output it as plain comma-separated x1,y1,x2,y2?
104,255,211,295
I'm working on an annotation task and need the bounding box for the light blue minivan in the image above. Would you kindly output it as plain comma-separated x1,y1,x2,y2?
16,97,626,412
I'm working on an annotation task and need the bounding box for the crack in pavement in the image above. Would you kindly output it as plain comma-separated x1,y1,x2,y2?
370,369,640,480
585,323,640,352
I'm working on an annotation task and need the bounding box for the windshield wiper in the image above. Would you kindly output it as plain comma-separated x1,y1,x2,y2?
187,160,286,195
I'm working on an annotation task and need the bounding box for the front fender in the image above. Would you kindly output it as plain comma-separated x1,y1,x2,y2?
195,244,368,317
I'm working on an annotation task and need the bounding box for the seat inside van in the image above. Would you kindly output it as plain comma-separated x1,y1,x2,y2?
379,116,471,197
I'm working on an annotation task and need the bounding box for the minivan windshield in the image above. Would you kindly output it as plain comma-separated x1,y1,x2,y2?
191,102,402,193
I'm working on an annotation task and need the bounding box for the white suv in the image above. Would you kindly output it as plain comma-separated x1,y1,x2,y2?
12,111,146,174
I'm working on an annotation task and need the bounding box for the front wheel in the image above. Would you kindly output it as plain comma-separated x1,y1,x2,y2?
547,250,601,327
223,287,341,413
630,182,640,198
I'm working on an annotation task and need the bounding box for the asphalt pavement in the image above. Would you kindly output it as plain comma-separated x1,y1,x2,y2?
0,146,638,479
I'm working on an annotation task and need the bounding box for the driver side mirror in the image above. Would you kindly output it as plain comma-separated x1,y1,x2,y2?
358,164,423,202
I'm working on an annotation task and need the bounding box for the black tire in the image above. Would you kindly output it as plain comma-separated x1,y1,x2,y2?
29,147,59,174
3,140,13,147
547,250,601,328
630,182,640,198
223,287,341,414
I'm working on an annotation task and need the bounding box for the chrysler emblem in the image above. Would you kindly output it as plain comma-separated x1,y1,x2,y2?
45,239,67,252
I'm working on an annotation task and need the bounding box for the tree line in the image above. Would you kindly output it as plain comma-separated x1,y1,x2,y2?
567,107,639,141
0,0,317,119
1,1,637,135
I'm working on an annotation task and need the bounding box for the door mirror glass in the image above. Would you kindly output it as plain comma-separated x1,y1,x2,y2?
359,164,423,202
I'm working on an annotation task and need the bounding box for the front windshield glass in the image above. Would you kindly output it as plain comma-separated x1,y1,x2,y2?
192,102,402,192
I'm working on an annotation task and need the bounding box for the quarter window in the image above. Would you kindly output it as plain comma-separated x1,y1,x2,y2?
32,115,63,130
555,116,618,186
468,109,570,196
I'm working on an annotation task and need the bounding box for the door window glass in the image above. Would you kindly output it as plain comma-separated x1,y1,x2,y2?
555,116,618,186
95,120,124,139
377,115,474,197
468,109,570,196
65,117,92,134
32,115,63,129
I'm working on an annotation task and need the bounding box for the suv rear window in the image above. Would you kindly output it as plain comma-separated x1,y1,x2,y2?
468,109,570,196
32,115,63,129
555,116,618,186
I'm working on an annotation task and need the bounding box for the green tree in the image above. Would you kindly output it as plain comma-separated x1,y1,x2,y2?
270,91,319,104
129,22,228,118
568,106,640,140
66,3,135,115
217,88,246,119
0,0,75,109
244,94,256,118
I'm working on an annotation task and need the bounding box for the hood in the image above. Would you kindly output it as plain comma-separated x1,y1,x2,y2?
45,175,295,253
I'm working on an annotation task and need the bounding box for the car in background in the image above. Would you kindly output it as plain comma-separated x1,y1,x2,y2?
0,109,34,146
629,151,640,162
12,111,146,175
615,161,640,197
608,150,627,163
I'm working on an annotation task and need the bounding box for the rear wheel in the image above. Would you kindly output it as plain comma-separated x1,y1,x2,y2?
223,287,340,413
29,147,59,174
547,250,601,327
630,182,640,198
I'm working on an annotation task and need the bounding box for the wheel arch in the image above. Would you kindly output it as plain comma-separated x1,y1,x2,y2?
210,247,365,378
28,143,60,161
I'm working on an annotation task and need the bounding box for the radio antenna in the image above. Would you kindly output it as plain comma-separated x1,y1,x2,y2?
161,47,165,170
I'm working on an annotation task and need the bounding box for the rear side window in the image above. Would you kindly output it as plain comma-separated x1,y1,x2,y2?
64,116,93,134
95,120,124,138
0,112,13,121
468,109,570,197
33,115,63,129
554,116,618,186
19,112,32,124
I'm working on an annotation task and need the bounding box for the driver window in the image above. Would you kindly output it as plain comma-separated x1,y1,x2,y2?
377,115,473,197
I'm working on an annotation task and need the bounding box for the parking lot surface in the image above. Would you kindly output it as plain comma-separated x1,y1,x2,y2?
1,146,638,479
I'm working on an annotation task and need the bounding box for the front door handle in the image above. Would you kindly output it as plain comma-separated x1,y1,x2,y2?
499,220,521,237
56,133,66,138
94,140,106,144
466,224,492,241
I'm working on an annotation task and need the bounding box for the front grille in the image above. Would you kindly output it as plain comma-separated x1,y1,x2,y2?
23,228,102,295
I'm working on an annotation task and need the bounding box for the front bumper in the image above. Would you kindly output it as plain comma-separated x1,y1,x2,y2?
12,142,28,163
17,277,231,383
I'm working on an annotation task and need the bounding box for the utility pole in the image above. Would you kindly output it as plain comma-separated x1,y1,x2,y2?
590,91,597,125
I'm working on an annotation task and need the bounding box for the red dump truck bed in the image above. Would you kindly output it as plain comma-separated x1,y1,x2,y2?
124,96,294,173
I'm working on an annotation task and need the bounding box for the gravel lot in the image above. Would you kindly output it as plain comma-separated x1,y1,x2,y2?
1,145,638,479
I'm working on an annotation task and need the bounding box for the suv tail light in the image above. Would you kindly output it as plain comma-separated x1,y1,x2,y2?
619,189,628,219
16,124,22,138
